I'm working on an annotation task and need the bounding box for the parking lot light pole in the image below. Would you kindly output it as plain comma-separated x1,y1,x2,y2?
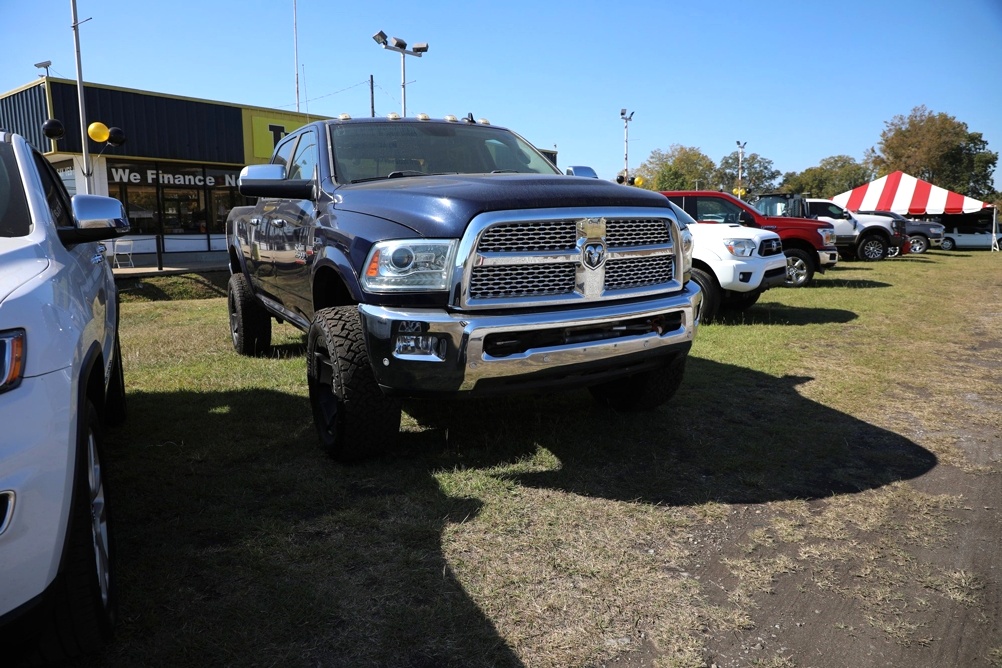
620,109,634,180
735,140,747,199
373,31,428,117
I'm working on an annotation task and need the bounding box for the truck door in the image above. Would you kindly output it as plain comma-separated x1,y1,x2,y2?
809,201,855,244
249,136,300,300
271,130,319,320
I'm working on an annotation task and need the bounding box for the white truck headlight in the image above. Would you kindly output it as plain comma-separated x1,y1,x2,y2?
723,238,756,257
362,239,458,292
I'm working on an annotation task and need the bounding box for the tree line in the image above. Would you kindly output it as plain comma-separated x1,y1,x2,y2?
634,106,999,206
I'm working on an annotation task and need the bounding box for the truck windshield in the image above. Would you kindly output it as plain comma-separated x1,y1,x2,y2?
0,143,31,238
330,121,561,184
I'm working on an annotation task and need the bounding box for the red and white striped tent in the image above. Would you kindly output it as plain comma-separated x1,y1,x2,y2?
832,171,991,216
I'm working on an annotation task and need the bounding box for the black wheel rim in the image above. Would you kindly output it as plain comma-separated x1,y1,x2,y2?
228,293,240,348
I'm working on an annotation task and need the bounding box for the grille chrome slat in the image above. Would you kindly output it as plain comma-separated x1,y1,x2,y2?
460,210,680,309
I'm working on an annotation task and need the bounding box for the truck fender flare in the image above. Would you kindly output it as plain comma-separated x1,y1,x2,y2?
312,249,365,305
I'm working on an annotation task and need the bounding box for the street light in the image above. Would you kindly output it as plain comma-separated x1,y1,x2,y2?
373,30,428,117
735,140,747,199
620,108,634,182
34,60,51,77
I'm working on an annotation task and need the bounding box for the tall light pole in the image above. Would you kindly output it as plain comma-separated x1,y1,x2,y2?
620,108,634,180
373,31,428,117
71,0,93,194
735,140,747,199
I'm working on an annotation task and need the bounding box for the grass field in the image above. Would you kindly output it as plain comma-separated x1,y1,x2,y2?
84,251,1001,667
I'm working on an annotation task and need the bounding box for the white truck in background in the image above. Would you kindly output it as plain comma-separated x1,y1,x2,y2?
665,200,787,322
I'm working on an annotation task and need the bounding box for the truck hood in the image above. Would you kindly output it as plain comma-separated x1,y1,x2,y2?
761,215,833,230
0,239,49,305
333,174,671,235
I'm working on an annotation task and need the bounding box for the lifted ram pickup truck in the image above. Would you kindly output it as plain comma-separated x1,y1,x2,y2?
227,115,700,461
662,190,837,287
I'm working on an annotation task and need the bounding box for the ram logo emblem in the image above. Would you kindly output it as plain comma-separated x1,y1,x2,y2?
583,242,607,270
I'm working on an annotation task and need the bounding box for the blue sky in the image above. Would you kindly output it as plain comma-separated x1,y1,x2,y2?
3,0,1001,188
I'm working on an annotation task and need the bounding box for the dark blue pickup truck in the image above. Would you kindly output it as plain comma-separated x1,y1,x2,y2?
226,115,701,461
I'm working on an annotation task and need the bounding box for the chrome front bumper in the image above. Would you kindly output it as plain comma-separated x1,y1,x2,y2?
359,284,701,396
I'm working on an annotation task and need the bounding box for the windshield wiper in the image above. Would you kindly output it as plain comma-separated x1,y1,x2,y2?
490,169,518,174
350,170,427,184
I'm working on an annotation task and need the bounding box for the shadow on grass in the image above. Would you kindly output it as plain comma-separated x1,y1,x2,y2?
715,302,857,326
91,356,935,667
407,357,936,506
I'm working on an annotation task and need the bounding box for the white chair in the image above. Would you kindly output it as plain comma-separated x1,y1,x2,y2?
112,239,134,268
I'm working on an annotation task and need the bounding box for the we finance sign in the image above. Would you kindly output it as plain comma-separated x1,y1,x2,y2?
109,167,237,187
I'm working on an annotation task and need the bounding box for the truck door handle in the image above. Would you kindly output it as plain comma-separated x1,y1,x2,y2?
249,218,263,226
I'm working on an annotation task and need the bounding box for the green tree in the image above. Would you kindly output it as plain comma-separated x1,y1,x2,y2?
780,155,874,198
635,145,717,191
867,105,997,198
715,152,781,199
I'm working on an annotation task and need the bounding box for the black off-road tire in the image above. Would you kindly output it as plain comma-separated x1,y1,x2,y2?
228,273,271,356
307,306,401,462
588,354,688,412
857,234,888,261
104,334,127,426
908,235,929,254
783,248,815,287
20,402,117,664
690,267,719,323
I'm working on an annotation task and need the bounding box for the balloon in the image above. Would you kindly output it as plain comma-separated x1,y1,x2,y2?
87,121,110,143
42,118,65,140
107,127,126,146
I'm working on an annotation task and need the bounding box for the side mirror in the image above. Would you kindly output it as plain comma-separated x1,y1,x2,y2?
239,164,315,199
57,195,131,244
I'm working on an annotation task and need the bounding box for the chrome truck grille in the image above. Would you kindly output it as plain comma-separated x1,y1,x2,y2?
454,207,683,310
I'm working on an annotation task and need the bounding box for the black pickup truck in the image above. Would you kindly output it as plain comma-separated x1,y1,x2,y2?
226,115,701,461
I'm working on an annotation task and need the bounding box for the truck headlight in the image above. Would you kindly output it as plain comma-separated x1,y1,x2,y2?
0,329,26,394
680,225,693,277
362,239,458,292
723,238,756,257
818,228,836,246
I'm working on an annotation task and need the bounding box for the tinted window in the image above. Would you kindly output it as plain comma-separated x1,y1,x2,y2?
288,132,318,181
0,143,31,237
32,151,73,228
271,136,298,171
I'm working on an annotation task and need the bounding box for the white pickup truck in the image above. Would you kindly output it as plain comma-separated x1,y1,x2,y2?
665,200,787,322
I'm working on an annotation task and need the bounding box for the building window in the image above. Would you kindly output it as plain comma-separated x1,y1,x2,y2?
107,159,247,253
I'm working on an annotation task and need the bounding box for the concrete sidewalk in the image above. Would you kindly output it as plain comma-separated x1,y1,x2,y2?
111,252,229,279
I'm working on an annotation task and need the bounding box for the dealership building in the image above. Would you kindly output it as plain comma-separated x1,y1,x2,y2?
0,77,320,264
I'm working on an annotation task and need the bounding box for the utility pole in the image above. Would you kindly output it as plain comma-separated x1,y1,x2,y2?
735,140,747,199
294,0,299,112
370,75,375,117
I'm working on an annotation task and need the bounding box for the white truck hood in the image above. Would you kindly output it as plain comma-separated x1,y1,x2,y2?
0,239,50,305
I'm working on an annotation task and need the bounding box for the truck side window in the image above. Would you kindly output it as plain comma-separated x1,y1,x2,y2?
32,151,73,228
271,136,298,173
694,197,740,224
288,132,318,181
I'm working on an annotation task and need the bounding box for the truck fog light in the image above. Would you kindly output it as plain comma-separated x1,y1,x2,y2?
394,334,446,360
